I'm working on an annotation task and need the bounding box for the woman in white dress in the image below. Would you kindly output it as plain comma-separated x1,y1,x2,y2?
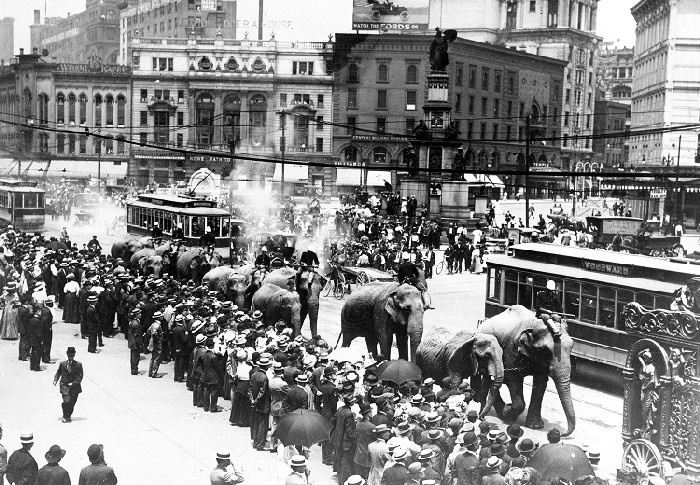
0,283,20,339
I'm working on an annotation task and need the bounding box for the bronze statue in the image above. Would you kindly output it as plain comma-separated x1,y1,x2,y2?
429,28,458,72
637,349,659,438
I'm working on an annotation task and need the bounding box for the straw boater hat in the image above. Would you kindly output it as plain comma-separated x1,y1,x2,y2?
290,455,307,468
20,432,34,445
216,449,231,461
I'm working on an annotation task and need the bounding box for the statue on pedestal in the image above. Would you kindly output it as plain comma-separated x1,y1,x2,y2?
451,148,465,181
637,349,659,439
429,28,458,72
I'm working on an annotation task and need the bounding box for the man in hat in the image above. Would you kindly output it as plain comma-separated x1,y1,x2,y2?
27,305,44,371
345,476,366,485
319,366,338,465
53,347,83,423
367,424,391,485
332,394,357,484
40,296,54,364
127,308,142,375
452,432,480,485
191,333,207,407
405,462,422,485
85,294,99,353
269,361,289,450
372,397,393,428
506,424,524,459
36,444,70,485
535,280,563,315
482,456,506,485
380,447,409,485
78,444,117,485
171,314,188,382
147,311,164,377
200,338,222,412
249,356,272,451
6,433,37,485
78,279,92,339
284,455,313,485
210,448,244,484
516,439,535,464
545,428,561,445
283,374,310,414
353,402,375,479
423,431,445,477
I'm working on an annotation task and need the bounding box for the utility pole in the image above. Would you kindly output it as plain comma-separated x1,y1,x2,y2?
278,110,286,203
228,117,236,268
675,135,681,221
525,115,530,228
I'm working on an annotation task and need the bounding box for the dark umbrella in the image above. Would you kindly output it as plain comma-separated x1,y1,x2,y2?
271,409,332,448
46,240,68,251
528,443,595,483
376,359,422,385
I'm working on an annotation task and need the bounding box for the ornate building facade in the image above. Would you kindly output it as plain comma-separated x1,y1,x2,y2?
129,34,334,190
597,46,634,104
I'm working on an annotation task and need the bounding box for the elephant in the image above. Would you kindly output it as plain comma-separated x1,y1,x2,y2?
340,282,425,361
202,266,247,309
129,248,156,269
111,236,149,262
264,267,326,337
236,263,267,286
144,254,164,278
251,283,302,336
478,305,576,436
416,328,504,418
176,247,224,283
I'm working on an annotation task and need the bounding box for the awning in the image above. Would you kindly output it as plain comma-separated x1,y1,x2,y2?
464,174,504,186
336,168,362,185
366,171,392,187
0,158,50,177
272,164,308,182
45,160,127,179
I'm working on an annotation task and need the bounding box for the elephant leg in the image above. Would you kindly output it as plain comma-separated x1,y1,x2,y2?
365,333,379,358
493,388,506,418
299,300,309,333
502,378,526,422
308,301,319,337
525,373,548,429
393,323,408,361
342,333,355,348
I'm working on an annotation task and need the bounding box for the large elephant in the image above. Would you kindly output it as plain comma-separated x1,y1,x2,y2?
416,328,503,418
479,305,576,436
236,263,267,286
202,266,247,309
129,248,156,269
340,282,424,361
176,247,223,283
111,236,150,262
265,267,326,337
251,283,302,336
144,254,164,278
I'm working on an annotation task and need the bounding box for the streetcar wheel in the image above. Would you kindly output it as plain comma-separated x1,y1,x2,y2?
322,279,333,297
435,262,444,275
673,243,686,257
334,282,345,300
622,439,666,480
357,272,369,286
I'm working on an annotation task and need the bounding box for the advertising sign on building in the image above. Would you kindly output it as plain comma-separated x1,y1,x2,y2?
352,0,429,31
200,0,217,11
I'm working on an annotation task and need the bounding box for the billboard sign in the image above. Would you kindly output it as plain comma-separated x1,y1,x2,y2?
352,0,429,31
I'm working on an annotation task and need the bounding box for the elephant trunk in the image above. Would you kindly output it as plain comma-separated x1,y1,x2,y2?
480,356,504,419
408,312,424,362
552,365,576,437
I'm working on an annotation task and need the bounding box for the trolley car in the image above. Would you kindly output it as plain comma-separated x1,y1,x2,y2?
486,244,700,386
126,193,235,259
0,179,45,231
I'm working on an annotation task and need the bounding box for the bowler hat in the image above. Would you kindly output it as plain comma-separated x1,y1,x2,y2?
507,423,524,439
547,428,561,443
517,438,535,454
490,443,506,456
66,347,76,355
45,445,66,463
359,402,372,415
87,444,103,463
463,431,479,447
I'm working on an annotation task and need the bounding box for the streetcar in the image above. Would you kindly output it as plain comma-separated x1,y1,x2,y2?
485,243,700,386
0,179,45,231
126,193,235,260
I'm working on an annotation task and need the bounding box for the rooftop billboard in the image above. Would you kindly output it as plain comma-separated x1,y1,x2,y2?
352,0,430,31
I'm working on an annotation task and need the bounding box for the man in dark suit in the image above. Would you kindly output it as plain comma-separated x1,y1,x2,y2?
78,444,117,485
249,356,271,451
331,394,357,485
40,297,55,364
269,362,288,449
85,295,99,353
77,280,91,339
319,366,338,465
199,338,221,412
53,347,83,423
127,308,142,375
170,314,188,382
282,374,309,414
27,306,44,371
353,403,375,479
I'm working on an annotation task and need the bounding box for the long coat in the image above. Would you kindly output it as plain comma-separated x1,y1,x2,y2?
353,419,376,468
6,448,38,485
367,439,390,485
200,350,221,386
54,359,83,395
330,405,356,451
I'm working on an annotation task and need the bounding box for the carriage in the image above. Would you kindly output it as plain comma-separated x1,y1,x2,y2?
585,216,684,257
618,300,700,484
323,264,395,300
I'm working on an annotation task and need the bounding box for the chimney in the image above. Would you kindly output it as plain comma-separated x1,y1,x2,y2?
34,10,40,25
19,48,24,55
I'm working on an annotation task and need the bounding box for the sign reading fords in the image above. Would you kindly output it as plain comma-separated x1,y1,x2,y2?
352,0,429,31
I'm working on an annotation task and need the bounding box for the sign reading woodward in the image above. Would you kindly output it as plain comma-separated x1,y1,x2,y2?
580,259,632,277
352,0,429,31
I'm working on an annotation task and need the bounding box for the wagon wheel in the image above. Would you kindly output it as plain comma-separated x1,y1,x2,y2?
334,272,346,300
622,439,666,480
322,278,333,297
357,272,370,286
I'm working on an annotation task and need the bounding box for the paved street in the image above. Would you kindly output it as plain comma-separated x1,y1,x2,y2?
0,241,624,483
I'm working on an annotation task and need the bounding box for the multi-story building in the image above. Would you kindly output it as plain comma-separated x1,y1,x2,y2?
332,33,566,198
29,1,121,64
0,48,132,184
129,33,334,190
597,46,634,104
593,94,631,171
0,17,14,65
630,0,700,169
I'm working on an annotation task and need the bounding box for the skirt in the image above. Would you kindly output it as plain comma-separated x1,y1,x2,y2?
0,305,19,339
230,382,251,427
63,291,80,323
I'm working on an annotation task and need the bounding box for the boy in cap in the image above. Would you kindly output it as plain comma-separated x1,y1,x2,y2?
36,444,70,485
6,433,37,485
53,347,83,423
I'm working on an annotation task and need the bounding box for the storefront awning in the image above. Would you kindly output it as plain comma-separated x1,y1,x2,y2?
0,158,50,177
464,174,504,187
366,171,392,187
272,164,308,183
336,168,362,185
46,160,127,179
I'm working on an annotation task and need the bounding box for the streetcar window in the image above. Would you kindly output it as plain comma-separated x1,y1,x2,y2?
222,220,230,237
487,267,501,301
654,295,674,311
519,274,533,309
192,217,202,237
14,194,22,208
163,215,173,234
504,270,518,305
209,217,221,237
599,286,616,328
563,280,580,319
0,192,7,207
616,290,634,330
183,216,191,237
635,292,654,310
581,284,597,324
127,206,133,224
24,194,37,208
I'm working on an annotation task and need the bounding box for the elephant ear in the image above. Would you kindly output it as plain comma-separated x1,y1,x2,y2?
446,333,477,377
384,291,400,321
517,328,535,357
189,256,200,270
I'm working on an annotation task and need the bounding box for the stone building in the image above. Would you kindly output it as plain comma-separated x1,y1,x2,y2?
593,95,630,171
597,46,634,104
0,49,131,185
0,17,14,65
129,33,334,190
332,33,566,199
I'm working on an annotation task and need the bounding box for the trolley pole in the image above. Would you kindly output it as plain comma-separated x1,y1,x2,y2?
525,115,531,228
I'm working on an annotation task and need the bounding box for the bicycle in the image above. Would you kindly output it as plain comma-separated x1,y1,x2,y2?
322,262,346,300
435,256,448,275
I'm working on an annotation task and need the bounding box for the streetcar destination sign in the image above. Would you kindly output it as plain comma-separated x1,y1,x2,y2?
580,259,632,277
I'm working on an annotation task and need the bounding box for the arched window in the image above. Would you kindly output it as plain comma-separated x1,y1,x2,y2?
465,148,475,168
225,57,238,71
249,94,267,147
79,93,87,125
344,146,359,163
56,93,65,124
477,150,487,170
530,104,541,123
94,94,102,127
406,64,418,84
223,94,241,144
105,94,114,125
491,151,501,170
377,64,388,83
198,56,213,70
538,153,548,165
373,147,388,164
251,57,265,73
68,93,77,124
293,113,310,150
348,64,358,83
106,10,115,19
196,93,215,148
37,94,49,126
117,95,126,125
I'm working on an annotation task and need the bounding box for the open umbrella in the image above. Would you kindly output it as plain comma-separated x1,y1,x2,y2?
527,443,594,483
328,346,363,364
272,409,332,448
376,359,422,385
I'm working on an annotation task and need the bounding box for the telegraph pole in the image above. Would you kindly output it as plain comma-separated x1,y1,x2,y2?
228,117,236,268
277,110,286,202
675,135,681,220
525,115,531,228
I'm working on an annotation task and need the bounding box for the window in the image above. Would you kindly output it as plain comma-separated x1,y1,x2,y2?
508,75,515,94
405,118,415,133
581,284,597,323
105,95,114,125
79,135,87,154
406,90,417,110
56,93,65,124
317,95,324,109
348,64,359,83
480,123,486,140
79,94,87,125
482,68,490,90
456,64,463,86
140,89,148,102
68,134,76,153
94,94,102,127
519,102,525,117
455,94,461,113
467,122,473,140
117,96,125,126
140,132,148,145
493,99,500,117
506,125,512,141
279,93,287,107
377,90,387,109
564,111,570,126
293,61,314,75
68,93,76,124
588,72,593,85
530,0,537,12
346,116,356,135
177,112,184,126
494,72,501,93
152,57,173,71
316,137,323,152
493,124,499,140
176,133,183,147
468,96,475,114
117,136,125,154
316,116,324,130
586,114,591,130
347,89,357,109
377,64,389,83
507,100,513,118
481,97,488,116
587,93,592,108
377,117,386,134
469,66,477,88
373,147,387,164
565,89,570,103
406,64,418,84
57,134,65,153
563,134,569,146
178,90,184,103
140,111,148,126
